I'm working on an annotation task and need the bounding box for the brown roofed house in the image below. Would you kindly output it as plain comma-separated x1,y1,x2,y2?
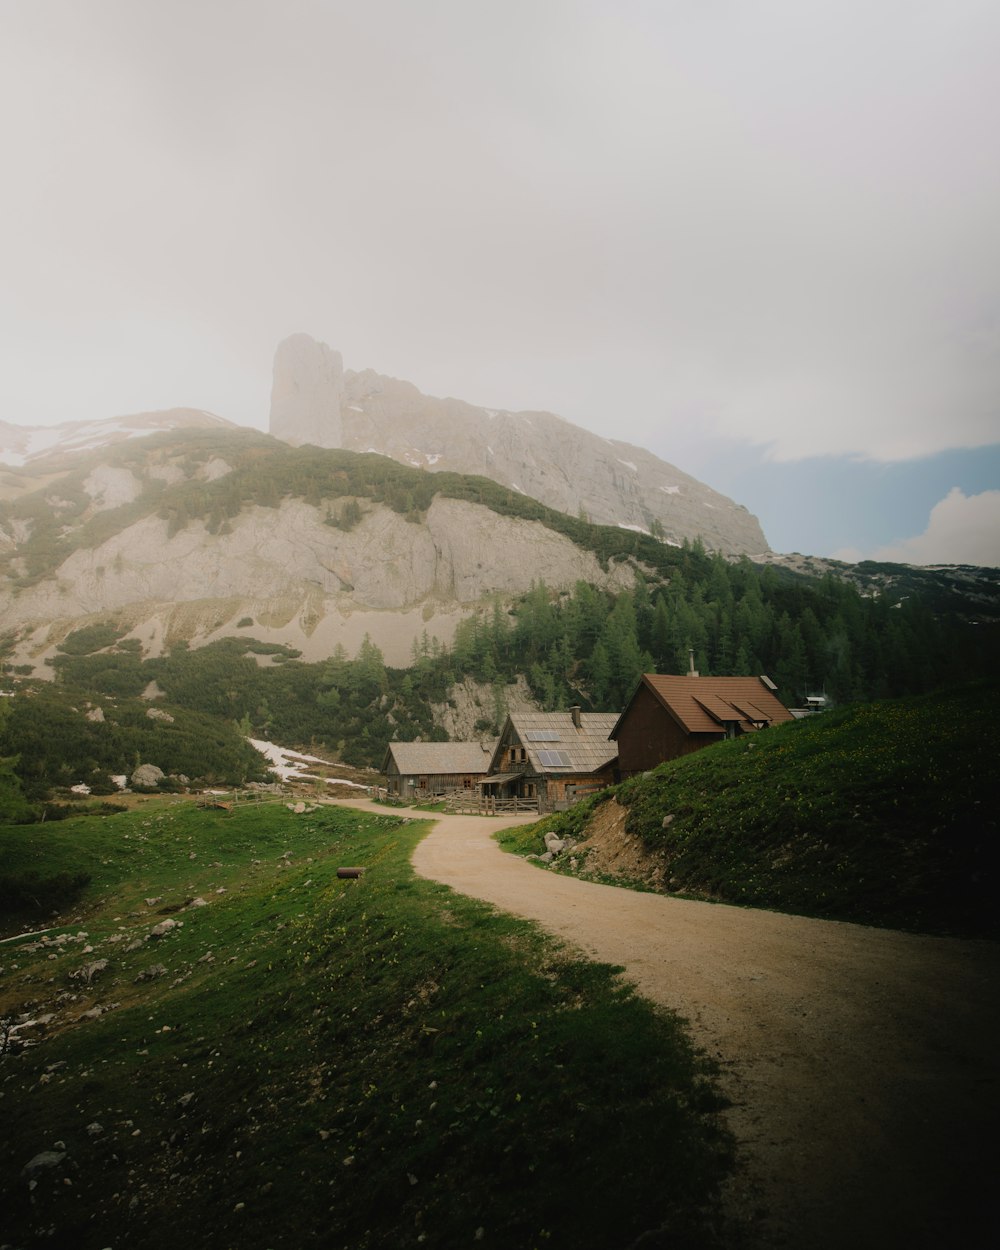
610,674,794,778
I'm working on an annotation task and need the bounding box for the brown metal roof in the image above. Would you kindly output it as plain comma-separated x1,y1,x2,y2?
496,710,619,776
384,741,496,776
611,675,794,738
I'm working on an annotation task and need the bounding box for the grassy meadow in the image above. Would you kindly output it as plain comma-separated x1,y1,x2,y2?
501,681,998,939
1,800,736,1250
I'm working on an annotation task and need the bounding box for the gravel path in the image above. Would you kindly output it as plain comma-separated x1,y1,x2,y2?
339,801,1000,1248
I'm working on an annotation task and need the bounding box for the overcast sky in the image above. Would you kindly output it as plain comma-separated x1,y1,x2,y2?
2,0,998,563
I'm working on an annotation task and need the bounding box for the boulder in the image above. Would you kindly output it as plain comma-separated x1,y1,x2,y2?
131,763,165,788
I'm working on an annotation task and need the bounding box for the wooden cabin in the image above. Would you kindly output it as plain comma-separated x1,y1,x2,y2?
481,707,619,813
382,741,495,799
610,674,794,777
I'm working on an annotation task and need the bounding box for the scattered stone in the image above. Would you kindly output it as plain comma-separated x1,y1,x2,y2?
148,919,181,940
86,1122,104,1138
186,897,208,909
146,707,175,724
145,897,163,907
21,1151,66,1181
543,833,567,854
540,851,555,863
134,964,168,983
662,814,675,829
177,1092,195,1108
70,959,109,985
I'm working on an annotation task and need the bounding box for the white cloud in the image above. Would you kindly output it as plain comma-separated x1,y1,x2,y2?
833,488,1000,567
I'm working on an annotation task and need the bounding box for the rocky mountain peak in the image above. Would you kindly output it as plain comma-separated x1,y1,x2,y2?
269,333,344,449
267,333,770,556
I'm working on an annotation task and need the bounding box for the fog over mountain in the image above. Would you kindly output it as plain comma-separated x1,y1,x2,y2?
269,333,769,556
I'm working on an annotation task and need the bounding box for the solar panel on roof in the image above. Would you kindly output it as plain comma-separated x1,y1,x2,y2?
537,749,573,768
525,730,562,742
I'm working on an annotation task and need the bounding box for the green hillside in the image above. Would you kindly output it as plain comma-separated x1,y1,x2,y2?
509,681,998,938
0,802,734,1249
2,429,998,717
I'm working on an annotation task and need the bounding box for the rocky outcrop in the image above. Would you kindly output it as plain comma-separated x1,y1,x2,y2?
268,334,769,555
4,497,638,668
269,333,344,449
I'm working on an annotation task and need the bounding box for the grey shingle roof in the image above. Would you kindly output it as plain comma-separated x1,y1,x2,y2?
501,711,619,775
384,741,496,776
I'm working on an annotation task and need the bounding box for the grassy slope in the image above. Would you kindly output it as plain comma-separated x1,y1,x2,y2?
0,801,735,1250
501,681,998,938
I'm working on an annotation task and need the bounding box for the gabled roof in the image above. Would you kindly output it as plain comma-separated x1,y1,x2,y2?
494,710,619,776
610,674,794,739
383,741,496,775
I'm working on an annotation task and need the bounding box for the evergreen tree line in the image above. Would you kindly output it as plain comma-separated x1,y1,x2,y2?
13,544,994,791
447,556,993,712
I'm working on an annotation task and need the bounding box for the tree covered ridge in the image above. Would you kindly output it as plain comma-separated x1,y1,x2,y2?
1,429,996,797
2,544,994,807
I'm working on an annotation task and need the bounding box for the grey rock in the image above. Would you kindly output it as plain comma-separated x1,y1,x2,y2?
70,959,109,985
543,833,567,854
148,919,180,939
131,763,165,788
270,332,345,450
134,963,168,983
21,1150,67,1181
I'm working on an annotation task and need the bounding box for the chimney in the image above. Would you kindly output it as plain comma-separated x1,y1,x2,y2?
569,705,582,729
688,648,699,678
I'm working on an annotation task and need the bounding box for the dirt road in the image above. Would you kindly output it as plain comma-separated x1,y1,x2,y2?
339,801,1000,1248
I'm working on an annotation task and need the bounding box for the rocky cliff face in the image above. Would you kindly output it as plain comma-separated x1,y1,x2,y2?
4,496,637,671
268,335,769,556
269,334,344,450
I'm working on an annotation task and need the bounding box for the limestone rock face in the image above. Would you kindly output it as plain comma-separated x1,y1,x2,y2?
3,497,637,667
266,335,769,554
269,333,344,449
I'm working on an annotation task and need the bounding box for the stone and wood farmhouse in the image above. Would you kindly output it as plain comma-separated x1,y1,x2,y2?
479,708,619,814
611,673,794,778
382,741,495,800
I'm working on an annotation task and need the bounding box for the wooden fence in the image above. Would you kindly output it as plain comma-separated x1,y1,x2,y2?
444,790,540,816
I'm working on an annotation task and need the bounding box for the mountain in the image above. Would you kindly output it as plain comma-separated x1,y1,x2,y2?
0,430,648,672
0,409,234,471
269,333,769,556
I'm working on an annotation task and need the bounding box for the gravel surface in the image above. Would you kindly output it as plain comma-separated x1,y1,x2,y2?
339,800,1000,1248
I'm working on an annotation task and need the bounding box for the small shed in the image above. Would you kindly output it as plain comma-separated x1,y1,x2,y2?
482,707,619,813
382,741,495,799
610,674,794,777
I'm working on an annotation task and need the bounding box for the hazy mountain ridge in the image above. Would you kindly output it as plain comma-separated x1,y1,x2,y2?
270,333,770,555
